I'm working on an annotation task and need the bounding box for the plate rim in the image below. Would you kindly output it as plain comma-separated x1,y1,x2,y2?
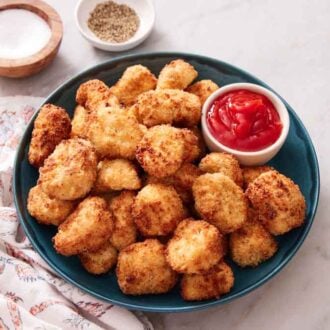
13,51,320,312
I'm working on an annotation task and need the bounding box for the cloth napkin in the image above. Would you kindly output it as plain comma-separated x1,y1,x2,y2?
0,96,153,330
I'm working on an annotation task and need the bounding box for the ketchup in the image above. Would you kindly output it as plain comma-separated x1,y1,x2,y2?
207,89,282,151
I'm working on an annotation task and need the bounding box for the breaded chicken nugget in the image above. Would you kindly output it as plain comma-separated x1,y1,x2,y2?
157,59,198,90
109,191,137,250
53,196,113,256
242,165,275,189
230,221,277,267
27,185,75,226
79,241,117,275
87,106,144,159
71,105,89,139
28,104,71,167
186,79,219,105
147,163,202,204
199,152,243,187
76,79,120,111
181,261,234,301
193,173,247,233
134,89,201,127
116,239,177,295
166,219,224,274
39,139,97,200
246,171,306,235
94,159,141,193
132,183,186,236
110,65,157,106
136,125,186,177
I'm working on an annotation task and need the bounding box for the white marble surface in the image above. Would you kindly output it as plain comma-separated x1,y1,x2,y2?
1,0,329,329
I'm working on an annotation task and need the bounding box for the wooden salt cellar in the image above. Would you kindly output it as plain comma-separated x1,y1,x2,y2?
0,0,63,78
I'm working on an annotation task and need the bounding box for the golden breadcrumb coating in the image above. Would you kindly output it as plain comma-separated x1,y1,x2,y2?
136,125,186,178
199,152,243,187
242,165,275,190
94,159,141,193
109,191,137,250
76,79,120,111
87,106,144,159
79,241,117,275
190,126,207,159
181,261,234,301
116,239,177,295
230,221,278,267
157,59,198,90
110,65,157,106
53,196,114,256
147,163,202,204
134,89,201,127
71,105,90,139
166,219,224,274
186,79,219,105
39,139,97,200
27,185,75,226
246,171,306,235
28,104,71,167
193,173,247,234
132,183,186,236
181,128,201,162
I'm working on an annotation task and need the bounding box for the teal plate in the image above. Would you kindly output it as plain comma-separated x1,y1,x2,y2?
13,52,320,312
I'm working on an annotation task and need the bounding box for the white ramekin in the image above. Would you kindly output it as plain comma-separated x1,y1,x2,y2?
201,83,290,166
75,0,155,52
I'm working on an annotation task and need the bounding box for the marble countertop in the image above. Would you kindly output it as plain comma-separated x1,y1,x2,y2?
1,0,329,329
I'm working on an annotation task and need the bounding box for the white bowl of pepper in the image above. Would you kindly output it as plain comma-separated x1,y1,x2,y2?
75,0,155,52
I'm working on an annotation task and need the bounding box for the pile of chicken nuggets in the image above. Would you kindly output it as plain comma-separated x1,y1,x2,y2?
27,59,306,301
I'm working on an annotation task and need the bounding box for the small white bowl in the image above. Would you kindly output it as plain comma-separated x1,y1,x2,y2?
201,83,290,166
75,0,155,52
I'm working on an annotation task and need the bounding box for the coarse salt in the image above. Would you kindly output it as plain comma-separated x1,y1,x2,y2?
0,9,51,60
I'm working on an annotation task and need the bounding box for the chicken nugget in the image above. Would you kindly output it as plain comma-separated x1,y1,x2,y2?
93,159,141,193
87,106,144,159
39,139,97,200
116,239,177,295
186,79,219,105
132,183,186,236
76,79,119,111
181,261,234,301
110,65,157,106
27,185,75,226
79,241,117,275
134,89,201,128
147,163,202,204
193,173,247,233
246,171,306,235
157,59,198,90
230,220,277,267
28,104,71,167
109,191,137,250
53,196,113,256
71,105,90,139
242,165,275,189
166,219,224,274
199,152,243,187
136,125,186,177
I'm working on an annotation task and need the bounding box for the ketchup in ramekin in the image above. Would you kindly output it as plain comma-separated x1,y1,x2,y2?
206,89,283,152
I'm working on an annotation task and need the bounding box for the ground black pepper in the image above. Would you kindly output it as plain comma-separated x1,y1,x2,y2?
88,1,140,43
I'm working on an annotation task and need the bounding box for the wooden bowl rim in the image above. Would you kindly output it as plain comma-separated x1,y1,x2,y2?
0,0,63,68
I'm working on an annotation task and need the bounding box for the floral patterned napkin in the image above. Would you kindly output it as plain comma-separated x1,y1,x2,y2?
0,97,152,330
